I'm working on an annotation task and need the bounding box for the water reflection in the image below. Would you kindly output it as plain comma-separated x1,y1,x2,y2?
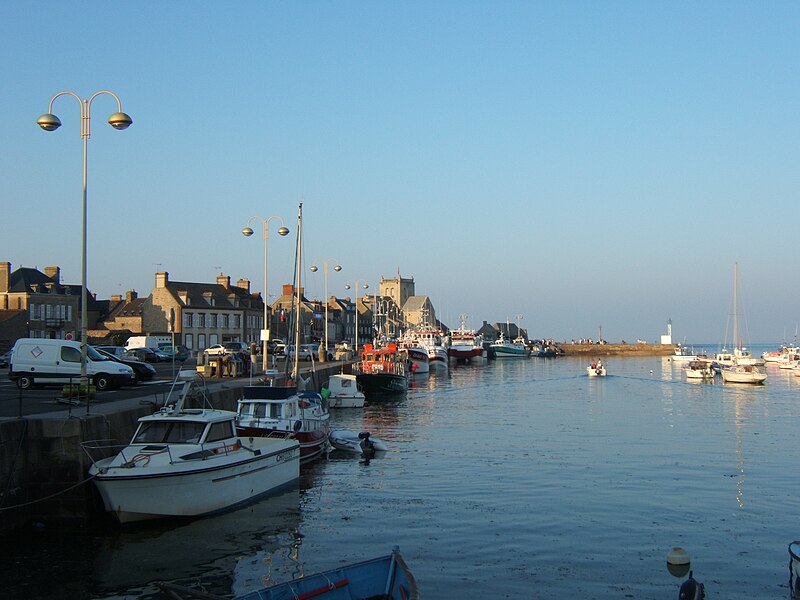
92,488,302,597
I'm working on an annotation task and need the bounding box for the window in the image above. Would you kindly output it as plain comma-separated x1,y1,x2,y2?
61,345,81,362
221,314,229,329
184,312,193,328
206,421,234,443
185,333,193,350
209,313,217,328
199,313,206,328
198,334,206,350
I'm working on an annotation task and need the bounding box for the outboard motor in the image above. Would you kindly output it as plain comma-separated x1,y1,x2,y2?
678,571,704,600
358,431,376,457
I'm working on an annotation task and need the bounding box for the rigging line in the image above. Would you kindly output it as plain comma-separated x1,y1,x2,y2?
0,474,96,512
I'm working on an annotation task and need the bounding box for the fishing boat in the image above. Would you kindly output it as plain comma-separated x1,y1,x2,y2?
83,371,300,523
329,429,389,454
400,340,430,374
672,345,699,362
491,332,529,358
587,360,607,377
354,342,409,396
174,546,416,600
447,316,487,364
325,373,365,408
683,359,715,381
719,263,767,384
236,386,330,462
404,328,449,370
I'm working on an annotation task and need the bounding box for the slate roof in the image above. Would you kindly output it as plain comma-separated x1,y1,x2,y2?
7,266,102,309
164,280,260,309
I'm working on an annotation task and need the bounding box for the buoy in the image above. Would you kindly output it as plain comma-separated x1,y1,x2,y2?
667,547,691,578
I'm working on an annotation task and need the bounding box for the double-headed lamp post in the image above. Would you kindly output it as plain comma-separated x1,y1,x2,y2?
242,215,289,371
37,91,132,392
344,281,369,353
310,260,342,362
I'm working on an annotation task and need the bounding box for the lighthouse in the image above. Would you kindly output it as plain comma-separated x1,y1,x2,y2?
660,319,673,345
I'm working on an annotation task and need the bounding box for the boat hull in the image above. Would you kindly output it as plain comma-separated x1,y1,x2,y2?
90,439,299,523
356,372,408,396
236,426,329,462
237,547,418,600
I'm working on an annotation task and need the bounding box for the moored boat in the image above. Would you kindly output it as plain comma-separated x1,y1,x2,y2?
354,342,409,397
683,359,715,380
491,333,530,358
325,373,366,408
447,320,487,364
329,429,388,454
84,372,300,523
235,546,417,600
236,386,330,463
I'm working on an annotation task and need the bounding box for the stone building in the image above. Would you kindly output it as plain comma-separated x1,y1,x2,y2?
146,272,264,354
0,262,90,342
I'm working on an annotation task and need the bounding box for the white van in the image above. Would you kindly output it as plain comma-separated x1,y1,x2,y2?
124,335,171,350
9,338,134,390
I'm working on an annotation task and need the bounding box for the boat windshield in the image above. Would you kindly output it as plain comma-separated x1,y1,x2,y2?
133,421,207,444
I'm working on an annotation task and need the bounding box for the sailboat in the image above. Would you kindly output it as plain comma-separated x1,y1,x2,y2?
720,263,767,384
236,203,331,462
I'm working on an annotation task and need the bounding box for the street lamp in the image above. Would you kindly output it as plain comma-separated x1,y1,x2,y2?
344,281,369,354
310,260,342,362
242,215,289,371
37,91,132,396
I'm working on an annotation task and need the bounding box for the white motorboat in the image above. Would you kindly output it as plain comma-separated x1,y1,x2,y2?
325,373,365,408
721,363,767,384
404,328,449,370
587,360,607,377
84,372,300,523
671,345,699,362
329,429,388,455
683,359,715,381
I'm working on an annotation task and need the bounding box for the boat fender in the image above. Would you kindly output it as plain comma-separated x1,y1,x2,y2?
678,571,704,600
293,420,303,433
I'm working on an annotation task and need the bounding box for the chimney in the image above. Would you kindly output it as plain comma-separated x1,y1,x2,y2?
0,262,10,293
125,290,138,302
44,266,61,283
216,275,231,289
236,278,250,293
282,283,294,297
111,294,123,302
156,272,168,289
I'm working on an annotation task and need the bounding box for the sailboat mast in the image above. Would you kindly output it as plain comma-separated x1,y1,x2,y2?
291,203,303,382
733,262,739,349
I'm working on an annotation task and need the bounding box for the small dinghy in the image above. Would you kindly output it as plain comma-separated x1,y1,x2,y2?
329,430,388,455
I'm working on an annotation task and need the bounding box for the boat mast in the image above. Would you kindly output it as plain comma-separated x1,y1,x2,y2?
292,203,303,382
733,262,739,349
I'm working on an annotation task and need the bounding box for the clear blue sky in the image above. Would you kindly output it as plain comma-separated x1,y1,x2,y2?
2,2,798,344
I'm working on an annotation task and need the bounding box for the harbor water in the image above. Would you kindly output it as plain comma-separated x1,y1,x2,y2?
4,349,800,599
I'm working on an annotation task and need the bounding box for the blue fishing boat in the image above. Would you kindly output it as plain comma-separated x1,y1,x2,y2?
237,546,417,600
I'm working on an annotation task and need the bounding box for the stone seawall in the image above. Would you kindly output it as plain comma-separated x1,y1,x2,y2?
557,343,676,356
0,362,347,534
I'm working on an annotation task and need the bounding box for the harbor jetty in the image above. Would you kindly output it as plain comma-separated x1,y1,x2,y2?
557,343,677,357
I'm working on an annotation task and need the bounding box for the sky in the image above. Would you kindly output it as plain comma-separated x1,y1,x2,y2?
2,2,798,345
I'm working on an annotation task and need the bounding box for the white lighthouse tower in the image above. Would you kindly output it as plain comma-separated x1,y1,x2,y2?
660,319,673,345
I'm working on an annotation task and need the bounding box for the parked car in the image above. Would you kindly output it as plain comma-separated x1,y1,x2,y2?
203,344,228,356
271,341,287,356
152,348,172,362
96,345,126,358
0,350,10,368
224,341,250,354
287,344,315,361
95,348,156,383
157,344,190,361
122,347,161,363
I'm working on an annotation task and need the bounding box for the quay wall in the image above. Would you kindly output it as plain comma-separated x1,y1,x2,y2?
0,362,348,535
557,343,677,356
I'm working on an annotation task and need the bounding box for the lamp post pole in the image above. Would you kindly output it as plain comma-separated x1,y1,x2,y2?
310,259,341,362
242,216,289,372
345,281,369,354
37,91,132,398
